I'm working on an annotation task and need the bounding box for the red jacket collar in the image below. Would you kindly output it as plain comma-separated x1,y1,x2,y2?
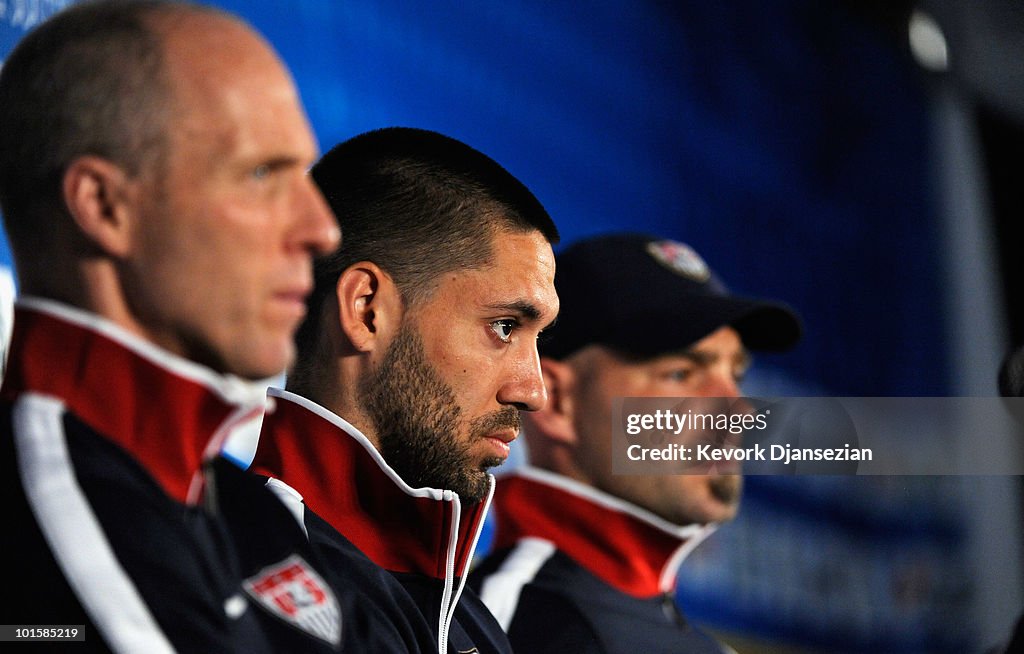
251,388,492,580
492,467,715,598
1,298,271,504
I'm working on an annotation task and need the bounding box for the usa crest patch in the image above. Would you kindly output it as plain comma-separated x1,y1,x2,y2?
243,554,341,646
646,240,710,282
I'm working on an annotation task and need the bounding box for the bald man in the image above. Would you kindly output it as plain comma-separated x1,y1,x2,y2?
0,2,358,651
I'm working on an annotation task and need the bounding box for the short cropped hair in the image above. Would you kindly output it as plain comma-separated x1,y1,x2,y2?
0,0,216,253
296,127,559,365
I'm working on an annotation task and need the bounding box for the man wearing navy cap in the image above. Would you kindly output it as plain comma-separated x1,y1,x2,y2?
471,233,801,653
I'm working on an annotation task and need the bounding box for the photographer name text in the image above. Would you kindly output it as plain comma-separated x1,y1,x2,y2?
626,442,873,465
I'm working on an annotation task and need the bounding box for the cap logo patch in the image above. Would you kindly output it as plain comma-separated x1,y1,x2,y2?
243,554,341,646
646,240,710,281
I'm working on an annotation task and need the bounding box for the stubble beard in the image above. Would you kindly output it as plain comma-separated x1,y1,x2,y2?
359,322,519,502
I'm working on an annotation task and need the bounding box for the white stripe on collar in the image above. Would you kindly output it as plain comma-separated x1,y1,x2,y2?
18,296,274,408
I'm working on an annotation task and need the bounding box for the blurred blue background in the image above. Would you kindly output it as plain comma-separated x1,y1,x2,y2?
4,1,1022,652
228,0,947,399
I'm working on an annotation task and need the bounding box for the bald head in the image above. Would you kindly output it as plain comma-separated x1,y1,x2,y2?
0,1,337,379
0,1,240,270
154,9,316,193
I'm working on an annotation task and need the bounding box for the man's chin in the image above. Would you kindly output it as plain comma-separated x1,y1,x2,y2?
708,475,742,510
458,471,493,503
479,455,507,472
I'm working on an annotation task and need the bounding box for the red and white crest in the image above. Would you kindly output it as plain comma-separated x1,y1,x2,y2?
646,240,710,282
243,554,341,646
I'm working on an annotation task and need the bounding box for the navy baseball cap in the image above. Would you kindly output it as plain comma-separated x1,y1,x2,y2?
541,233,802,359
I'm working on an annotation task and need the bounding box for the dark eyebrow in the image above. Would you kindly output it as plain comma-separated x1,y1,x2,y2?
486,300,542,321
264,155,305,171
246,154,307,175
486,300,559,330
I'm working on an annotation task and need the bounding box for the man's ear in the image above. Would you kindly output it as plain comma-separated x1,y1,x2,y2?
526,357,578,446
62,155,138,257
335,262,403,352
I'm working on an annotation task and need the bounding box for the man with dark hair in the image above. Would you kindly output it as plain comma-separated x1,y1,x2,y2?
0,1,348,651
250,126,560,653
471,233,801,653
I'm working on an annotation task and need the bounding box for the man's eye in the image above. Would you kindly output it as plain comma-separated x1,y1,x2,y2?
490,319,517,343
665,369,693,382
251,164,271,180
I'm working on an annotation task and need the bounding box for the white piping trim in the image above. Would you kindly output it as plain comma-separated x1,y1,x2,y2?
269,388,501,650
513,467,719,592
440,474,495,649
437,490,460,653
658,523,717,592
187,404,267,505
514,466,706,539
268,388,447,501
14,393,176,654
264,478,309,538
478,536,557,631
17,297,273,407
459,474,495,581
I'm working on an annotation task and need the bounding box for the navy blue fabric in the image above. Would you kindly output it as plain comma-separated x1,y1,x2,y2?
0,410,273,652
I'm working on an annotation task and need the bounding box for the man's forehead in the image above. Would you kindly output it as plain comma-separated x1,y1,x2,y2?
159,18,316,167
160,13,282,100
483,228,555,268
